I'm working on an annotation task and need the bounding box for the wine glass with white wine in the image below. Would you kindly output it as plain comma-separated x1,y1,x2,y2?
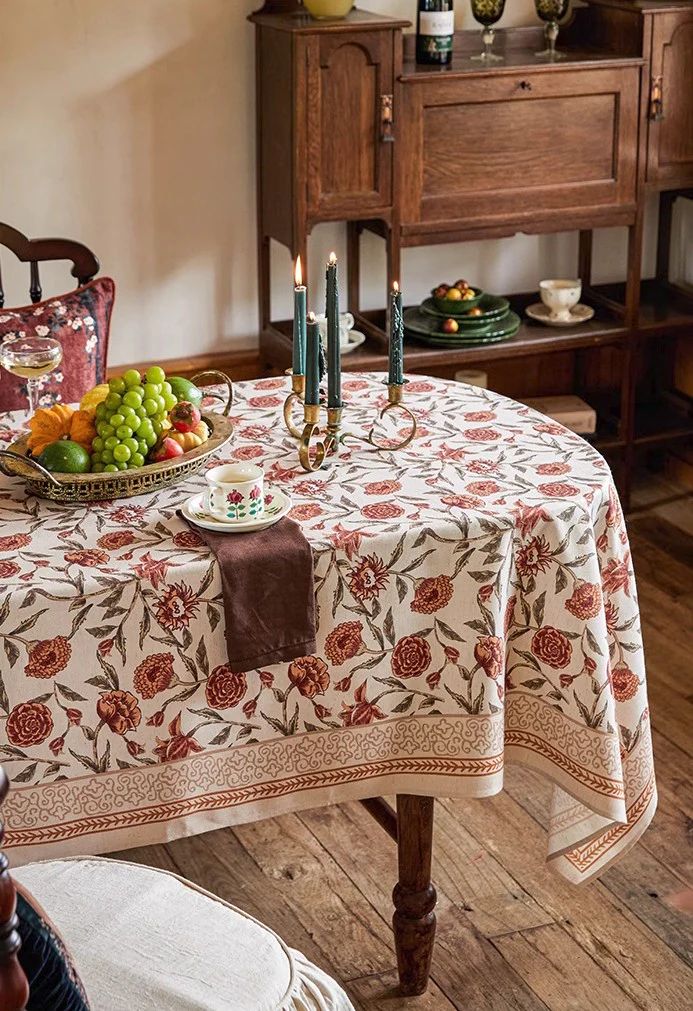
0,335,63,416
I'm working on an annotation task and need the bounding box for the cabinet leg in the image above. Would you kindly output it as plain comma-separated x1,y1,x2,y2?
347,222,361,316
393,794,436,996
258,234,271,332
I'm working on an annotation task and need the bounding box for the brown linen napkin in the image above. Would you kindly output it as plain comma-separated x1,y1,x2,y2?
177,512,316,673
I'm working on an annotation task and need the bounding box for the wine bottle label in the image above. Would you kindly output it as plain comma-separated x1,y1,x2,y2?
418,11,454,54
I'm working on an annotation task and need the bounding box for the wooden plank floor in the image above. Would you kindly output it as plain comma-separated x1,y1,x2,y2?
112,474,693,1010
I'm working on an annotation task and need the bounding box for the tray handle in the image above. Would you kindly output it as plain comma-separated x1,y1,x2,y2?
0,449,62,487
191,371,234,417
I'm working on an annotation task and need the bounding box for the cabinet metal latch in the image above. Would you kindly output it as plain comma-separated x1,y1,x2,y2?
380,94,395,142
649,75,664,121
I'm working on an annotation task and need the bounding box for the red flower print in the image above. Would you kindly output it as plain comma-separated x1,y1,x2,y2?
411,576,453,614
147,710,165,727
516,536,553,578
565,581,602,620
108,505,147,524
173,530,205,549
66,708,82,726
442,494,483,510
334,675,352,692
536,462,571,475
227,490,243,505
392,635,431,678
97,530,136,550
478,584,494,603
606,487,621,529
248,395,281,408
233,445,264,461
127,740,145,757
134,551,170,589
329,523,374,561
610,662,639,702
0,561,20,579
340,681,385,725
64,548,109,567
6,702,53,747
364,480,402,495
513,503,552,538
464,411,496,422
133,653,174,699
534,422,566,436
98,638,114,657
239,424,272,441
97,691,142,735
464,427,500,442
361,502,404,520
154,713,203,762
444,645,460,663
288,656,330,699
0,534,31,551
466,481,501,497
292,479,327,497
342,379,370,392
474,635,504,679
504,596,517,634
259,670,274,687
348,554,389,602
249,485,261,500
155,583,200,632
604,601,620,631
406,381,435,393
601,556,631,597
243,698,257,718
24,636,71,678
538,482,580,498
289,503,323,521
531,627,572,669
467,460,498,475
325,621,364,665
254,377,286,390
426,671,441,689
49,736,65,756
313,703,331,719
205,665,247,709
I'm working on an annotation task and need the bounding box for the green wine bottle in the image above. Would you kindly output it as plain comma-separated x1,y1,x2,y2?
416,1,454,66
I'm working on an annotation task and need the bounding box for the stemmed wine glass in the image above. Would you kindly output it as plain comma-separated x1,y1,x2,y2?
470,0,507,63
0,335,63,415
534,0,570,61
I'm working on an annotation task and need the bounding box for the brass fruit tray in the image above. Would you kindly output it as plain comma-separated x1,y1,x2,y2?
0,370,234,504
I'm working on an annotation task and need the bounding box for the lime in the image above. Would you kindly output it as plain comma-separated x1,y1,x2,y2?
168,377,203,408
38,440,91,474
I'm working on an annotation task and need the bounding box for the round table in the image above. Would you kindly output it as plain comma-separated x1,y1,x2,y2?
0,373,656,992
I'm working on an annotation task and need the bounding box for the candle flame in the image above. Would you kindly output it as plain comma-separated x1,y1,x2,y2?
294,255,303,287
328,251,337,265
308,311,316,322
393,281,399,293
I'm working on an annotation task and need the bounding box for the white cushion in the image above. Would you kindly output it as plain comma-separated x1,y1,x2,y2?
13,857,353,1011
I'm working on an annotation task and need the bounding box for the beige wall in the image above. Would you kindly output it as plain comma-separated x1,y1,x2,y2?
1,0,688,366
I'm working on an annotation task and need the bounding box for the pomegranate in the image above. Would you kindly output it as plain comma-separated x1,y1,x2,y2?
170,401,202,433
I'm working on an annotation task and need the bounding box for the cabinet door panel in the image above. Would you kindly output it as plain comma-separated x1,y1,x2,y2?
306,31,393,218
400,67,639,232
647,12,693,187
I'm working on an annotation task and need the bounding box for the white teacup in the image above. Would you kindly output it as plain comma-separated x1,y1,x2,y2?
205,463,264,523
314,311,355,348
539,279,582,322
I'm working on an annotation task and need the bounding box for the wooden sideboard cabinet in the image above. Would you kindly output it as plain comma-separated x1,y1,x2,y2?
398,63,640,238
580,0,693,189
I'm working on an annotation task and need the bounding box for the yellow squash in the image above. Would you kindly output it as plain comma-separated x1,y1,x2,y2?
27,404,76,456
168,420,210,452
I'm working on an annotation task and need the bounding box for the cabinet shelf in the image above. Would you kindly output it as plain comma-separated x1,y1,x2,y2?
587,279,693,333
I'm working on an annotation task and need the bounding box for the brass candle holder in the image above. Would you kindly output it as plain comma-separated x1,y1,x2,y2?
283,370,306,439
289,378,417,473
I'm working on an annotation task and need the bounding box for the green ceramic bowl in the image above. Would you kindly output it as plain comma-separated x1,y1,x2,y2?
421,293,510,324
431,286,484,314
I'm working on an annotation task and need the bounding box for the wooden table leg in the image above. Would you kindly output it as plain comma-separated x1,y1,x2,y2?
393,794,437,996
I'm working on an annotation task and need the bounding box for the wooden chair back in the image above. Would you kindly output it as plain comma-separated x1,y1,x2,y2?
0,223,99,309
0,766,29,1011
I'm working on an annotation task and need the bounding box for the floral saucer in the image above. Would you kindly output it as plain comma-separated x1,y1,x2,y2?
182,487,292,533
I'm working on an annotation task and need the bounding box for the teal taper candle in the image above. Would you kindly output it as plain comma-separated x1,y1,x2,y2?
292,255,306,376
325,252,342,408
305,312,320,406
389,281,404,385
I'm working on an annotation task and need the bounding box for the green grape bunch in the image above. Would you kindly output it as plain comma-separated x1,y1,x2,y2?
90,365,177,473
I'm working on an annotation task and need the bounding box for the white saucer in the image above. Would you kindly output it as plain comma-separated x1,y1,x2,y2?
182,487,292,533
526,303,595,327
341,330,366,355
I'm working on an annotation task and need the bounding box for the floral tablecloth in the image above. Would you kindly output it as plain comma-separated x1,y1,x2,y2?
0,374,655,881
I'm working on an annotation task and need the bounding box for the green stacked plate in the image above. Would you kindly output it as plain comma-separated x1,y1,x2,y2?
404,305,520,348
421,293,510,325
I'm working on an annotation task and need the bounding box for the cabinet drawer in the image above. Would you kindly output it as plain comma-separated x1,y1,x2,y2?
400,66,640,232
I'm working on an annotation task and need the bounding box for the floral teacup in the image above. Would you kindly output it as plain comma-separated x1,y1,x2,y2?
205,463,265,522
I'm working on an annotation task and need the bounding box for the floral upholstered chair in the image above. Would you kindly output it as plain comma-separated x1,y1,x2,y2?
0,778,354,1009
0,223,113,413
